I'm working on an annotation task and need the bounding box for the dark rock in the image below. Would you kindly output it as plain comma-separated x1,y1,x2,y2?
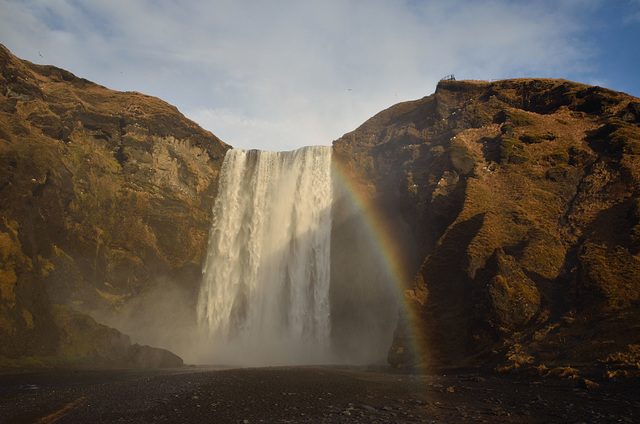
478,249,541,332
620,101,640,123
449,139,476,176
387,313,420,369
50,304,183,368
128,343,183,368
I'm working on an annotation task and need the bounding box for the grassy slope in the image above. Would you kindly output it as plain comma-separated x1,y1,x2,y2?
334,78,640,375
0,44,229,364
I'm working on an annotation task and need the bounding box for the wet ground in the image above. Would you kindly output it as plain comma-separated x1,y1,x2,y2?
0,365,638,423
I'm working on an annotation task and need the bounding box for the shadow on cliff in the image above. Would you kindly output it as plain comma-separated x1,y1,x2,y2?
412,213,486,367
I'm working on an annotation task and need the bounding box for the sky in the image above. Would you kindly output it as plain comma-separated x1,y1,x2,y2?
1,0,639,152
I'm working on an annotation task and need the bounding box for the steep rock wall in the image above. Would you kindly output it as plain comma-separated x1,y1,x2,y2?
333,78,640,373
0,44,229,362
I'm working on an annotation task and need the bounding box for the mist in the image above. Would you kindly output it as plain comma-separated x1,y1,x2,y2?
92,146,409,366
90,277,205,364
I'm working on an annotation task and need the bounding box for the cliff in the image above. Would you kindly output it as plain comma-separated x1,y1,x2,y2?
3,40,640,375
0,44,229,366
333,78,640,376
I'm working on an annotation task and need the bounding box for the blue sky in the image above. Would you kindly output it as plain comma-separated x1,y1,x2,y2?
1,0,639,151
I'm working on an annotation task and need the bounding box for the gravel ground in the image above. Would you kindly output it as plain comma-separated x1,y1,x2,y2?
0,365,638,423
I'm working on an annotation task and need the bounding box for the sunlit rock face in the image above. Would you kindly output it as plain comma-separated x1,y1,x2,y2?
3,37,640,373
334,78,640,371
0,43,228,363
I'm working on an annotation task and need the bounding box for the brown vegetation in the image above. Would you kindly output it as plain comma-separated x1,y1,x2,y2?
333,78,640,376
0,44,228,365
2,40,640,375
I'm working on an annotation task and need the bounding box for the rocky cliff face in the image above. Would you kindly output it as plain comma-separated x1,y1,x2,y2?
333,78,640,375
0,44,228,364
3,41,639,374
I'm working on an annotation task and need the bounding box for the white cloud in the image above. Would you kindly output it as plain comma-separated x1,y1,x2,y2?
625,0,640,23
0,0,612,151
186,108,326,152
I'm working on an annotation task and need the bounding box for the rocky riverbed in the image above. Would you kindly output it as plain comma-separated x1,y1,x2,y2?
0,366,638,423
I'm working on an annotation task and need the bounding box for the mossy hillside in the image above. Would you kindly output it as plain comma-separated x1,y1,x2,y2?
334,78,640,370
0,44,229,362
579,243,640,311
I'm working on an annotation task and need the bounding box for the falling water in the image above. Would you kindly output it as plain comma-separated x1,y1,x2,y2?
197,146,334,365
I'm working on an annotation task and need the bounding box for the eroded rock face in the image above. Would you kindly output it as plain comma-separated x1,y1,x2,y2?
0,44,228,363
333,78,640,371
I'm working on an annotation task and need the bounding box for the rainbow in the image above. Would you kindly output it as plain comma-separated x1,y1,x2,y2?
331,156,428,370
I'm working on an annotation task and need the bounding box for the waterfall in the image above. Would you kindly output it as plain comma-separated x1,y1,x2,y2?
197,146,334,365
